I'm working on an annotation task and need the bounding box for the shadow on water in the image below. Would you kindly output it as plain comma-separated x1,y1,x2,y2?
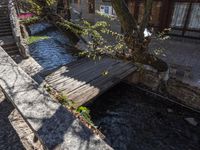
88,83,200,150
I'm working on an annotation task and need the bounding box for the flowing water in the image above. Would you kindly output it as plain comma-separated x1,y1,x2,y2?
89,83,200,150
28,23,77,71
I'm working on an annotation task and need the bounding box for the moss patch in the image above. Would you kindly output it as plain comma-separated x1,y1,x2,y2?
28,36,50,44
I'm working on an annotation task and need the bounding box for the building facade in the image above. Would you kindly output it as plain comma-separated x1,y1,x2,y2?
71,0,200,39
71,0,121,32
127,0,200,39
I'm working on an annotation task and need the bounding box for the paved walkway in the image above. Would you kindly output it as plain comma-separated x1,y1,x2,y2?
0,89,43,150
150,38,200,87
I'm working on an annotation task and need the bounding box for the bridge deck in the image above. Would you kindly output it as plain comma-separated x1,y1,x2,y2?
44,57,137,107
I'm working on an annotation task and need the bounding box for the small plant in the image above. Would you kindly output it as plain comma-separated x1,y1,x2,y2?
56,93,74,107
44,85,51,93
76,106,95,127
44,84,98,133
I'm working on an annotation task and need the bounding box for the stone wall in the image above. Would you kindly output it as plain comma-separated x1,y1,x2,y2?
8,0,29,58
167,79,200,110
126,68,200,111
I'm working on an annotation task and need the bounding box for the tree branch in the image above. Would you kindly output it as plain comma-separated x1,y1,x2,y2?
111,0,138,34
140,0,153,34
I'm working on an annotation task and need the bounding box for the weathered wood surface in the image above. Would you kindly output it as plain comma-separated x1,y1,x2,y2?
0,47,112,150
45,57,137,107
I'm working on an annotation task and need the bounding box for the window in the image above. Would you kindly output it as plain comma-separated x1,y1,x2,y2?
188,3,200,30
104,6,109,14
100,5,115,16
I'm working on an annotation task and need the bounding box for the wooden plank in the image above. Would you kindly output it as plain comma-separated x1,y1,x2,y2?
66,62,136,107
45,58,103,83
46,58,107,86
66,61,131,100
69,65,136,107
43,58,90,78
46,57,116,86
47,58,111,89
0,47,112,150
72,68,135,107
72,62,134,97
56,59,120,93
51,59,118,92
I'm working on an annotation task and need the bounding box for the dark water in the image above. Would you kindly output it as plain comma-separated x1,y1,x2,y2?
28,23,77,71
89,83,200,150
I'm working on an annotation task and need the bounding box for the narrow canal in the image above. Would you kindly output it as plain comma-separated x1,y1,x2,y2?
89,83,200,150
27,23,200,150
28,23,77,71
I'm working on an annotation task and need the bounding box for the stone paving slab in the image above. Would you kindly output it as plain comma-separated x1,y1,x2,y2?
0,47,112,150
0,89,43,150
150,39,200,87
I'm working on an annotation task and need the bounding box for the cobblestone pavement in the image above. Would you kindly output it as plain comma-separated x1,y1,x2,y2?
0,89,43,150
90,83,200,150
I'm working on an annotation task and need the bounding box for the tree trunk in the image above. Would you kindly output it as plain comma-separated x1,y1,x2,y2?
57,0,71,20
111,0,168,72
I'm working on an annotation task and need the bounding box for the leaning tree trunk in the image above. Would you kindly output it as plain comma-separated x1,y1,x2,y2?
111,0,168,72
57,0,71,20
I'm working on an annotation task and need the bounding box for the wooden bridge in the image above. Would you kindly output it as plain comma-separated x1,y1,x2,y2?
0,0,136,149
0,0,136,108
43,57,136,107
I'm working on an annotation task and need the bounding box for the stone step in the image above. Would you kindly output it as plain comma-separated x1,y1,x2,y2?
0,11,8,14
0,28,12,32
0,17,9,21
0,6,8,10
6,49,19,56
1,43,19,56
0,13,8,17
2,46,18,52
0,3,8,6
0,36,15,45
0,20,10,23
0,17,10,23
0,7,7,9
0,22,10,26
2,43,17,49
0,16,8,20
0,6,7,9
0,31,12,36
0,26,11,30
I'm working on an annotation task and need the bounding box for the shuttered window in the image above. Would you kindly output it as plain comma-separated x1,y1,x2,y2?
170,2,189,28
188,3,200,30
